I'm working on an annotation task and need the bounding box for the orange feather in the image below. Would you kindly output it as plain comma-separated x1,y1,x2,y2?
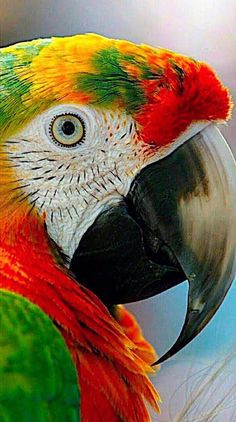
0,208,160,421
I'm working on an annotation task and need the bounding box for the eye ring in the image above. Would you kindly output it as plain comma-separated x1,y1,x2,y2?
48,113,86,148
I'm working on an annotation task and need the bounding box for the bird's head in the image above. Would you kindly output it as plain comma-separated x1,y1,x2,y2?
1,34,235,362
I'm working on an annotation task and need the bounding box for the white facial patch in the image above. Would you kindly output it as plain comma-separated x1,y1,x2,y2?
6,105,147,259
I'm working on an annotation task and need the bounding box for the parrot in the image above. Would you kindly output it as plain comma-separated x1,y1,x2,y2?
0,33,236,422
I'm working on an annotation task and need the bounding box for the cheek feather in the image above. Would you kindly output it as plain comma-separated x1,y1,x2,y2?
4,106,150,259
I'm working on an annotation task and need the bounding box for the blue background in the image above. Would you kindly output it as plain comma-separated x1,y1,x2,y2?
129,278,236,421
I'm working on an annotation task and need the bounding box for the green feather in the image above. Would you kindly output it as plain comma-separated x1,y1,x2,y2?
0,290,80,422
0,40,51,142
77,47,147,113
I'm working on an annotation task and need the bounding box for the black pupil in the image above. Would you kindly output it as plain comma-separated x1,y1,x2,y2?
62,120,76,136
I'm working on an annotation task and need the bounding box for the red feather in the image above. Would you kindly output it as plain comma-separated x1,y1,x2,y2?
136,60,231,148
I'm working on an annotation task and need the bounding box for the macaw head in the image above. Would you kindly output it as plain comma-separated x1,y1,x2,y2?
0,34,235,362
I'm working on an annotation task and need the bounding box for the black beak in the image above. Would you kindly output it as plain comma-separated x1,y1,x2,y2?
70,124,236,363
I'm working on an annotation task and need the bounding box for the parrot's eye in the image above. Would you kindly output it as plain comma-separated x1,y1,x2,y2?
49,114,85,148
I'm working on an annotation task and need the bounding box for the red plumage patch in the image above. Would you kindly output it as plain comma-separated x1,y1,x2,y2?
136,60,231,147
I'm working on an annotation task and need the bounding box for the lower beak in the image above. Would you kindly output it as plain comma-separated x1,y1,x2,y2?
71,124,236,362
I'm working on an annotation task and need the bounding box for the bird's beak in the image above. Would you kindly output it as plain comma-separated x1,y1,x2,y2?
71,124,236,362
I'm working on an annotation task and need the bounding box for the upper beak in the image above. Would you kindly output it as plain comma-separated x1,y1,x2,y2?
71,124,236,363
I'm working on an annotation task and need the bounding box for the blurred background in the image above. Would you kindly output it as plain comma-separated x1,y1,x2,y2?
1,1,236,420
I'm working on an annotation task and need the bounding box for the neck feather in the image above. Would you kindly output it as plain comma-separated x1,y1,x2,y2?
0,207,160,421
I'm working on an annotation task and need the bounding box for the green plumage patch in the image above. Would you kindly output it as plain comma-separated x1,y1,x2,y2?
78,47,151,113
0,39,50,141
0,290,80,422
0,53,31,133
